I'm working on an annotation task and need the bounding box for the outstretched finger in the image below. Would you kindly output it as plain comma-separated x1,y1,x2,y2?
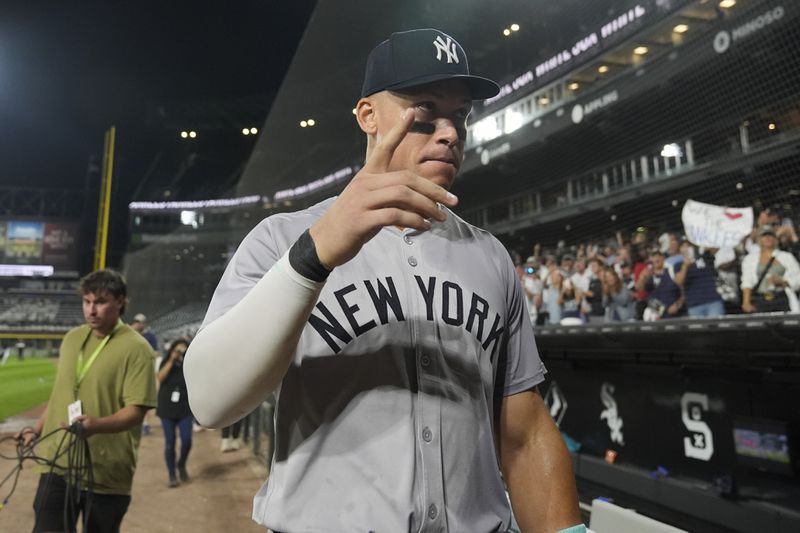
364,107,415,172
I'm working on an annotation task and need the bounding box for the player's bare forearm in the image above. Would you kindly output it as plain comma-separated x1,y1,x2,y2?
499,389,581,533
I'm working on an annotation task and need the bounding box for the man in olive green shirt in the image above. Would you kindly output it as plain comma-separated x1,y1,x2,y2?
16,269,157,533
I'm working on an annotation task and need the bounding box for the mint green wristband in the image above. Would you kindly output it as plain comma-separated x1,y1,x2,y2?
556,526,587,533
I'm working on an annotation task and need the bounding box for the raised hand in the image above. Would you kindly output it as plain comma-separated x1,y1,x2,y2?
309,108,459,269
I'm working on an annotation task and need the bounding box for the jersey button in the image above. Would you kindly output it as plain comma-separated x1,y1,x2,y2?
422,427,433,442
427,504,438,520
420,355,431,367
408,256,418,267
403,235,413,245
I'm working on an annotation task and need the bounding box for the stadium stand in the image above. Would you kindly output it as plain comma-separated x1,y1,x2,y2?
0,277,82,332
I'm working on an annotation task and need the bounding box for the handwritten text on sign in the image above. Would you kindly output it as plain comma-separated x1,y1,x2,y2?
682,200,753,248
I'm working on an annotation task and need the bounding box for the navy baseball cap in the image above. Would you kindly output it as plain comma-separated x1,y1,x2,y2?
361,29,500,100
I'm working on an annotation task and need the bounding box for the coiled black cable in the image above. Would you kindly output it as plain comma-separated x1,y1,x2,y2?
0,423,94,533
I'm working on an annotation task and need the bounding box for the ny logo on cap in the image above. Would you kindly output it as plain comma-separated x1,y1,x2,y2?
433,35,459,64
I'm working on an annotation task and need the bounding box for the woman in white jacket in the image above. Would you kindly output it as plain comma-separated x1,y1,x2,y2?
741,226,800,313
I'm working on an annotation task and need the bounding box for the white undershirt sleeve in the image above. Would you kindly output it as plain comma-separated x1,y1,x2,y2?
183,251,324,428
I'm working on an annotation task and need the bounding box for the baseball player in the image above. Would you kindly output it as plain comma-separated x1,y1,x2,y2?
185,29,583,533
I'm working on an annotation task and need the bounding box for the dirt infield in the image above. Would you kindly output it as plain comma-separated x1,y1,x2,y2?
0,412,270,532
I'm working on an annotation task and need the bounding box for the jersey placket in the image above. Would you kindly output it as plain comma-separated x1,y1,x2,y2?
400,227,447,531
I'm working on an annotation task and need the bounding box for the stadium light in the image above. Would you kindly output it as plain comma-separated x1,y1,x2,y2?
719,0,736,8
242,128,250,135
661,143,682,158
633,46,648,55
250,127,258,134
308,119,316,126
510,24,520,32
352,108,357,115
180,210,198,229
768,123,776,131
189,131,197,138
180,131,188,138
598,65,609,74
673,24,689,33
568,82,579,91
472,116,502,144
504,109,524,134
503,28,511,37
300,120,308,128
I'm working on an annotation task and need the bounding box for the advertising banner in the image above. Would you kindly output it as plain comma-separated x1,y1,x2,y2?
42,222,79,269
5,221,44,263
0,221,6,263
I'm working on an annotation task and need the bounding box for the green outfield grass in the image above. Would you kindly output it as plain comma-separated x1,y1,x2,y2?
0,358,56,421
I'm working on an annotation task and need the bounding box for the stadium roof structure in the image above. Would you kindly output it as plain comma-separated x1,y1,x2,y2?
235,0,627,197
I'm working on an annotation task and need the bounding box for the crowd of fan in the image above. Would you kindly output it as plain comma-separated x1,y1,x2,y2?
512,207,800,326
0,295,60,326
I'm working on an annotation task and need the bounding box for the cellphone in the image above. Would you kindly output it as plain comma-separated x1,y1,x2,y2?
525,266,535,274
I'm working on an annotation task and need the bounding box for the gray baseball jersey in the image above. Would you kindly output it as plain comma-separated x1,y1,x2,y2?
202,197,547,532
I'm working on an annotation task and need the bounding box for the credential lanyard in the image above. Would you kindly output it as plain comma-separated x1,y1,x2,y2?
75,320,122,394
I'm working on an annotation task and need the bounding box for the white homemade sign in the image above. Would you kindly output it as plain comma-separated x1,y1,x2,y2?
681,199,753,248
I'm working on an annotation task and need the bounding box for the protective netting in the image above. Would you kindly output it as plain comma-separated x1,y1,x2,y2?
454,0,800,322
124,0,800,326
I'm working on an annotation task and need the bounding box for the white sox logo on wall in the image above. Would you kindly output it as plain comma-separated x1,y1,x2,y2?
544,381,568,427
681,392,714,461
433,36,459,64
600,382,625,446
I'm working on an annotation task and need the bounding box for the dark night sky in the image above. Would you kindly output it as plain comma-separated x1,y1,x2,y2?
0,1,316,192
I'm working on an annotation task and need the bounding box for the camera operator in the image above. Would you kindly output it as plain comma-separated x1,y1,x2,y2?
156,339,193,488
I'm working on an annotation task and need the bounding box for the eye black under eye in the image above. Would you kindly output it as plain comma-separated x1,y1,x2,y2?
410,121,435,135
